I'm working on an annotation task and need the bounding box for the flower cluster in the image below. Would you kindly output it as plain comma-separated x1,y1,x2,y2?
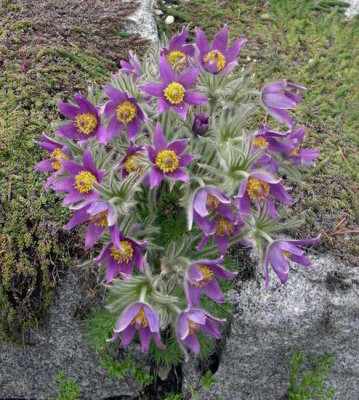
35,26,320,360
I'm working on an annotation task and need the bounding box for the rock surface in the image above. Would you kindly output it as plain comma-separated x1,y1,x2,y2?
123,0,158,42
346,0,359,17
194,256,359,399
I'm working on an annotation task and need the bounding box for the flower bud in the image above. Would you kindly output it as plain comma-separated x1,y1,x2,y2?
192,113,210,136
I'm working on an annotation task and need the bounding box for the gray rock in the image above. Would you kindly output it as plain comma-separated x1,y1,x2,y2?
346,0,359,17
0,269,139,399
194,256,359,399
123,0,158,42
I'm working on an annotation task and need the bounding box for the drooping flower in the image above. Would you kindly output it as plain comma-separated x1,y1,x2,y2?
261,80,305,130
103,86,147,144
108,302,164,353
186,258,236,306
119,145,145,178
176,309,224,361
146,123,194,188
235,170,293,218
95,225,146,283
195,26,247,74
52,149,104,206
64,201,117,249
35,132,71,190
264,236,321,289
56,92,106,142
119,51,142,80
160,27,195,69
192,112,210,136
139,57,208,119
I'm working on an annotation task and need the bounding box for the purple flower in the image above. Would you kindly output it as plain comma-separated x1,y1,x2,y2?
52,149,104,206
146,123,194,188
139,57,207,120
56,92,106,142
261,80,305,130
176,309,224,361
119,51,142,80
63,201,117,249
119,145,145,178
103,86,147,144
95,225,146,283
160,27,195,69
235,170,293,218
35,132,71,190
108,302,164,353
195,26,247,74
264,235,321,289
192,112,210,136
186,258,236,306
283,126,319,166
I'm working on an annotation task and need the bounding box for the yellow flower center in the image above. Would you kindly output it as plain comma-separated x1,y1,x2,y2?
124,154,140,174
74,171,96,193
50,148,69,170
246,178,270,200
193,264,214,287
282,250,292,259
166,50,187,68
290,146,300,156
206,194,220,210
116,101,137,124
163,82,185,105
155,150,179,173
253,137,268,148
75,113,98,135
131,307,148,328
188,319,200,335
203,50,226,72
89,211,108,227
110,240,134,263
216,217,235,237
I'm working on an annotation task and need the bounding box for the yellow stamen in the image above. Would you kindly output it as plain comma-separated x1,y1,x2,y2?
74,171,96,193
163,82,185,105
155,150,179,173
203,50,226,71
253,137,268,148
290,146,300,156
206,194,220,210
282,251,292,259
188,319,200,335
216,217,235,237
131,307,148,328
124,154,140,174
89,211,107,227
116,101,137,124
75,113,98,135
192,264,214,288
50,148,69,170
110,240,134,263
246,178,270,200
166,50,186,68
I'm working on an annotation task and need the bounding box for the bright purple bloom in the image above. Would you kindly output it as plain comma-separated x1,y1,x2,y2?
192,112,210,136
146,123,194,188
235,170,293,218
64,201,117,250
119,51,142,80
195,26,247,74
95,225,146,283
283,126,319,166
52,149,104,206
264,235,321,289
108,302,164,353
119,145,145,178
186,258,236,306
160,27,195,69
56,92,106,142
103,86,147,144
176,309,224,361
261,80,305,130
139,57,207,120
35,132,71,190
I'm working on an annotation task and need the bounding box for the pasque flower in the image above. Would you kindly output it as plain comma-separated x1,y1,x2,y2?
192,112,210,136
176,309,224,361
119,145,145,178
195,26,247,74
52,149,104,206
103,86,147,144
264,236,320,289
186,258,236,306
35,132,71,190
139,56,207,119
261,80,305,130
147,123,194,188
119,51,142,80
160,27,195,69
57,92,106,142
108,302,165,353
